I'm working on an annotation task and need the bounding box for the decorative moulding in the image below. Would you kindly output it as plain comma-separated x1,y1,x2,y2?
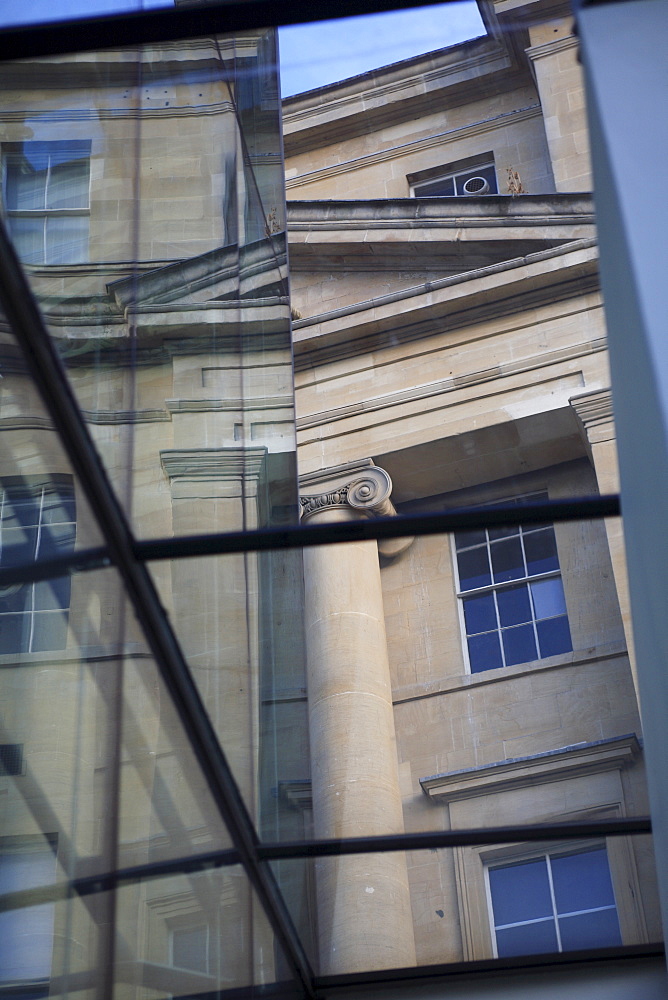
420,733,641,802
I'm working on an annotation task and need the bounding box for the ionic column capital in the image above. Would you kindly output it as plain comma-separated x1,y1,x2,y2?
300,463,394,522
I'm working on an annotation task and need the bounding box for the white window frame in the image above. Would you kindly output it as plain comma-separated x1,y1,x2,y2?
484,842,621,958
452,492,572,674
2,140,91,265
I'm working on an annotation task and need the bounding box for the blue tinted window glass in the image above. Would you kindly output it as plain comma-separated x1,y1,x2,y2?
467,631,503,673
551,849,616,913
34,578,71,612
495,920,558,958
489,860,552,924
524,528,559,575
531,577,567,619
457,546,491,591
536,616,572,657
558,909,622,951
502,624,537,665
0,583,31,615
1,526,38,566
454,529,487,550
0,614,31,653
31,611,68,652
490,537,524,583
497,583,531,626
463,593,497,635
488,525,519,540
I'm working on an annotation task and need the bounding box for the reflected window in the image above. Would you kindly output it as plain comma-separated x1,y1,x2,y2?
0,482,76,654
170,924,210,974
454,494,572,673
488,846,622,957
2,141,91,264
0,837,57,988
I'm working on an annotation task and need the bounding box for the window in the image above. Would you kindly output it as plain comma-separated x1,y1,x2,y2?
0,837,57,988
487,846,622,957
454,495,572,672
411,160,498,197
3,140,91,264
0,482,75,653
170,924,210,974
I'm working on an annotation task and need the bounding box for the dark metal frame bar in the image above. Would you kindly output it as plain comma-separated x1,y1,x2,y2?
0,0,476,62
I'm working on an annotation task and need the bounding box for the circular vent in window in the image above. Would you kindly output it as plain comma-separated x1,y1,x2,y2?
462,176,490,195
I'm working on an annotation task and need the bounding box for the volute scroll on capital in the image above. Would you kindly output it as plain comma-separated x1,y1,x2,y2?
299,464,412,558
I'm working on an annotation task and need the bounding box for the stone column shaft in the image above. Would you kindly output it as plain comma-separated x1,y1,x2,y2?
301,464,416,974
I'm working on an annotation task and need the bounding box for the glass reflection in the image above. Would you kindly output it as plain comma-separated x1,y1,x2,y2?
0,28,296,539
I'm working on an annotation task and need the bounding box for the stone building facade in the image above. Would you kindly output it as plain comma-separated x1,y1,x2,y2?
0,0,661,996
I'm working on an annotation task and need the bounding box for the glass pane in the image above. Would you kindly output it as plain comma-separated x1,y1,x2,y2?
462,591,496,634
524,528,560,575
489,859,552,924
531,576,568,619
457,546,491,590
502,623,537,665
537,615,572,657
551,848,616,913
495,919,559,958
558,909,622,951
454,529,487,550
468,630,503,672
2,31,297,540
7,216,45,265
491,537,525,583
497,583,532,626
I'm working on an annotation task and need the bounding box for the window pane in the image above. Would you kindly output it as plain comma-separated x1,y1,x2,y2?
34,577,71,611
502,623,537,665
558,909,622,951
414,176,455,196
45,215,89,264
457,546,491,590
463,592,497,634
490,537,524,583
172,925,209,973
530,576,567,619
488,525,519,540
0,582,31,614
495,919,559,957
551,848,616,913
7,216,45,264
489,859,552,924
496,583,532,626
46,158,90,210
30,610,68,652
5,151,48,210
524,528,559,575
1,525,39,565
467,631,503,672
454,529,486,550
0,613,31,653
537,616,572,657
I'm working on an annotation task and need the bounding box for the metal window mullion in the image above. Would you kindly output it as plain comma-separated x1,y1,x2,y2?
545,854,563,953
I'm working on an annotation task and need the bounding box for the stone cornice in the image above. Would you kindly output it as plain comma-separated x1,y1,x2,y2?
526,34,579,64
570,388,614,429
286,105,541,190
420,733,641,802
160,447,267,481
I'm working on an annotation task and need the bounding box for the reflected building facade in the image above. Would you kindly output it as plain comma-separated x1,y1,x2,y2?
0,1,663,998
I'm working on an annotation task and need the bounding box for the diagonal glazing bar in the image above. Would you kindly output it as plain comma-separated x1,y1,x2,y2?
0,215,316,998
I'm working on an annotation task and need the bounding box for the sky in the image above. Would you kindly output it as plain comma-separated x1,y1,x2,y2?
0,0,485,98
